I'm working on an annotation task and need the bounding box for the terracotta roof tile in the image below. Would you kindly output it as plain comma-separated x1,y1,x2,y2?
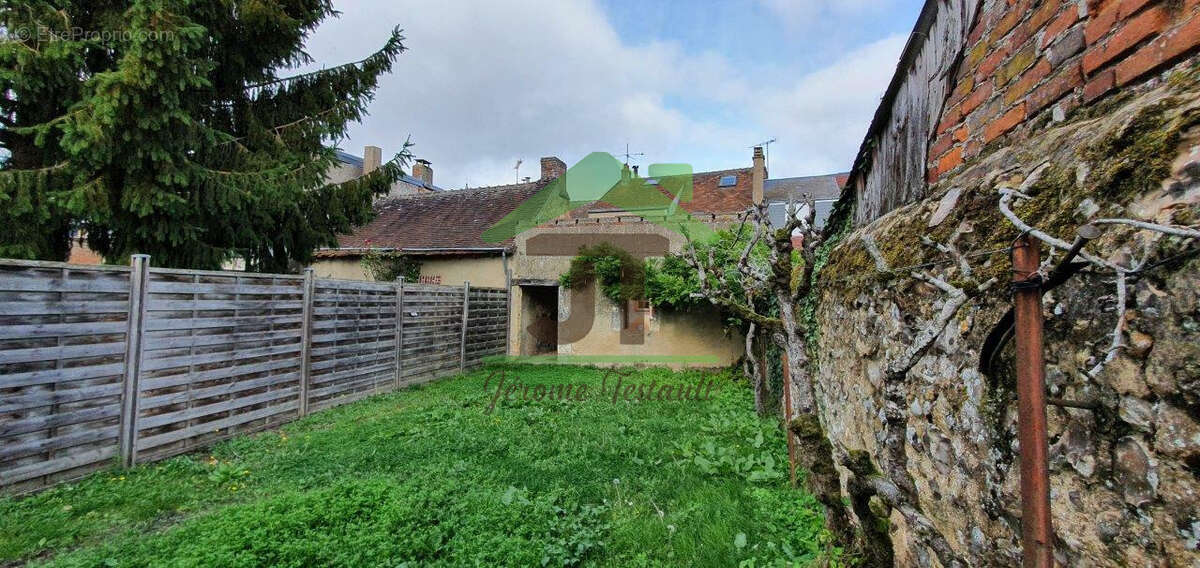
320,180,546,255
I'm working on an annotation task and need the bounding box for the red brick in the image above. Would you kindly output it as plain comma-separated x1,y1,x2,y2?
1083,4,1169,74
961,80,994,115
930,131,956,159
1117,0,1155,19
953,125,969,142
1004,59,1052,105
978,44,1010,77
937,103,962,136
1086,0,1122,44
991,2,1028,43
1083,68,1116,101
984,102,1027,143
1028,63,1084,114
1161,11,1200,65
1027,0,1062,35
1110,11,1200,86
1042,7,1081,48
936,146,965,175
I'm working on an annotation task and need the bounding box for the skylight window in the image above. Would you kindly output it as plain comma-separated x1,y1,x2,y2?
645,178,658,185
718,175,736,187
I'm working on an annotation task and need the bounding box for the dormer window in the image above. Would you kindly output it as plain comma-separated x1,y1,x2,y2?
718,175,736,187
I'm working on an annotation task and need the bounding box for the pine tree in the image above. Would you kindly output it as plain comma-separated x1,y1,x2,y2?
0,1,409,271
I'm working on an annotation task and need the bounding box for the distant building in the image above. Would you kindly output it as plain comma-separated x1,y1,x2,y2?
332,145,443,197
313,147,851,367
763,172,849,231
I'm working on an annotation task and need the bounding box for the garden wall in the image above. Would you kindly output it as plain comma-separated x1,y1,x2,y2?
0,257,508,493
821,0,1200,564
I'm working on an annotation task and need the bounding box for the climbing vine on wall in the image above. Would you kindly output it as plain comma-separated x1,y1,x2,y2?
360,249,422,283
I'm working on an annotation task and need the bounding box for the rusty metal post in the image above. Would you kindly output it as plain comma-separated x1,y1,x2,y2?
1011,234,1053,568
782,352,798,487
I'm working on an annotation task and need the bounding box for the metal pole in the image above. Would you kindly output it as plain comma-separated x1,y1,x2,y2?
119,254,150,467
1011,234,1053,568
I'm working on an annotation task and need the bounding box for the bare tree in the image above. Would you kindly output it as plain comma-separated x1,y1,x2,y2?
684,197,858,548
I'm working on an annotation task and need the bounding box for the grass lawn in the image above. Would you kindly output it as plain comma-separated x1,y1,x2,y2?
0,364,833,567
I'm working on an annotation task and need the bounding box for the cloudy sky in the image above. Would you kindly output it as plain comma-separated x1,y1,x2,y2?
302,0,923,190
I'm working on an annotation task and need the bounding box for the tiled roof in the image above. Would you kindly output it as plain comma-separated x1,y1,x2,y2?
570,167,755,217
763,173,849,203
316,180,547,256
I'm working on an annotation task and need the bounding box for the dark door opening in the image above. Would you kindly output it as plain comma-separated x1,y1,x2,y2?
521,285,558,356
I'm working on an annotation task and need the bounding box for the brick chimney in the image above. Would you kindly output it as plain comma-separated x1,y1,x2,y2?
412,159,433,185
363,145,383,174
752,146,765,205
540,156,566,180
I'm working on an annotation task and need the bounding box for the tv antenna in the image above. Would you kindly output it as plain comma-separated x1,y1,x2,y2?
613,143,644,166
513,159,522,184
752,138,777,171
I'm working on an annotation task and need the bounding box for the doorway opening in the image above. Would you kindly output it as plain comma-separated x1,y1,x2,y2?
521,285,558,356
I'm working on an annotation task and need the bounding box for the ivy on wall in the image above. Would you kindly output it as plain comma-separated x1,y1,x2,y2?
360,249,422,283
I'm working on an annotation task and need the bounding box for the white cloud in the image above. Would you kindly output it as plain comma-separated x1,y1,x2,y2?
300,0,906,188
756,33,908,175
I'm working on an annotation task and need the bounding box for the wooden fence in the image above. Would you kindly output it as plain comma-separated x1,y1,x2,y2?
0,257,508,492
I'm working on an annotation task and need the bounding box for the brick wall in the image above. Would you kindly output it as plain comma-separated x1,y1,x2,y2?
927,0,1200,183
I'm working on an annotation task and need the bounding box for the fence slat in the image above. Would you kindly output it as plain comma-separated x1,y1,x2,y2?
119,255,150,467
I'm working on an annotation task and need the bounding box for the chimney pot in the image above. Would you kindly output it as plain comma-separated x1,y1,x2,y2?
413,159,433,185
363,145,383,175
540,156,566,180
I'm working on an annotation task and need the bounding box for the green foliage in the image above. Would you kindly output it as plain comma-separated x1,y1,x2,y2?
0,1,410,270
359,249,421,282
0,365,834,567
559,242,646,304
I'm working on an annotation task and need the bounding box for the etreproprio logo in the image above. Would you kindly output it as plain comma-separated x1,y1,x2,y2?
483,152,719,364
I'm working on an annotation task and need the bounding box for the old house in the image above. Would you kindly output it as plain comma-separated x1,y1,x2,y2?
332,145,443,197
315,148,847,367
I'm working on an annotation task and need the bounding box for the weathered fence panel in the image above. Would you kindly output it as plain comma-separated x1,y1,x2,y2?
0,261,131,491
400,283,467,385
134,268,306,463
466,286,508,367
0,257,510,493
309,278,398,412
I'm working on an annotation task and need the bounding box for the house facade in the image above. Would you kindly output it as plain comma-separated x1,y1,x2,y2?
313,148,836,367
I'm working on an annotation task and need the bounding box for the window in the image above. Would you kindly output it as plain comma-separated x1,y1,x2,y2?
645,178,658,185
418,275,442,284
718,175,736,187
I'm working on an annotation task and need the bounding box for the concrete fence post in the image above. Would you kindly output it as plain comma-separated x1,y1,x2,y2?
394,277,404,389
297,268,315,417
460,281,470,373
119,254,150,468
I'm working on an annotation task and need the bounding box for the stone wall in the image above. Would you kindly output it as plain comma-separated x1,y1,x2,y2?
815,72,1200,565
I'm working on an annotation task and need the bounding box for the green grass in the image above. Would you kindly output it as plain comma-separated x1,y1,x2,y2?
0,364,834,567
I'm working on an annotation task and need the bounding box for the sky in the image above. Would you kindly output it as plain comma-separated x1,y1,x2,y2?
301,0,924,190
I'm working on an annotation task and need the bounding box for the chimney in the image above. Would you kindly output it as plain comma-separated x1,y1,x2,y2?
362,145,383,175
632,165,639,177
540,156,566,180
751,146,765,205
412,159,433,185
